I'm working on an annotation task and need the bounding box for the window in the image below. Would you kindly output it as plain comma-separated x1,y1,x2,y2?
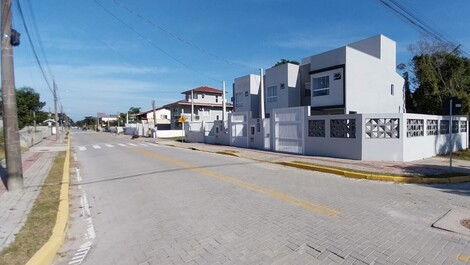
215,96,218,103
201,94,205,98
245,91,248,97
280,83,285,89
312,76,329,96
266,86,278,102
391,84,394,95
216,115,219,120
235,92,243,107
251,126,255,135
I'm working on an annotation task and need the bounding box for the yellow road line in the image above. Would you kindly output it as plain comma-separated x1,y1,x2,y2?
131,147,340,218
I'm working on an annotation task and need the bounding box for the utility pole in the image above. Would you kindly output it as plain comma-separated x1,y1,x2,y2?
222,81,226,121
53,81,59,140
32,110,36,145
191,89,194,121
449,98,453,169
259,68,265,119
1,0,23,190
152,100,156,127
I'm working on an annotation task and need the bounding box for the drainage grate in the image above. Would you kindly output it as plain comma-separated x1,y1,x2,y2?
461,219,470,229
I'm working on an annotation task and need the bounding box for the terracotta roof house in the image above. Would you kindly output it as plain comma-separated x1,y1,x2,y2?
163,86,233,129
135,107,172,130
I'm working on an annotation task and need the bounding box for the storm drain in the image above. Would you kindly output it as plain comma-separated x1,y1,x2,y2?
461,219,470,229
432,208,470,236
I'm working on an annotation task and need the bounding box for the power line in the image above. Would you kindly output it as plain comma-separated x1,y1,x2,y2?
92,0,222,83
24,0,55,80
14,0,54,94
110,0,254,71
377,0,469,56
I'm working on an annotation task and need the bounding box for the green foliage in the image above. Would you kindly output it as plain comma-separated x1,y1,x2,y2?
16,87,46,129
274,59,299,67
410,42,470,115
128,107,141,114
75,116,97,128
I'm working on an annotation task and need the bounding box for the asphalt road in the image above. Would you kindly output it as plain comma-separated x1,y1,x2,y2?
55,131,470,265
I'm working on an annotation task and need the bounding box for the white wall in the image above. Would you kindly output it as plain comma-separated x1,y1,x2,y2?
156,130,184,138
345,45,404,114
304,114,363,159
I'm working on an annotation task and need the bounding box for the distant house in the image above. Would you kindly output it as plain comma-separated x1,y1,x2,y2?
97,113,118,125
163,86,233,129
136,108,171,130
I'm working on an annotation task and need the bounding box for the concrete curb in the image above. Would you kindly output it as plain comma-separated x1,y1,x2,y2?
276,161,470,184
216,150,241,157
150,140,470,184
25,136,71,265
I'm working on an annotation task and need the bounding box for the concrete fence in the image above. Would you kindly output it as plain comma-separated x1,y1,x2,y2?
19,126,53,148
124,123,185,138
184,107,469,162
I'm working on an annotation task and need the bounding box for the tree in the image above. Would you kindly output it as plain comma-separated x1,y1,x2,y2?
128,107,141,114
274,59,299,67
409,40,470,115
397,63,416,113
15,87,46,129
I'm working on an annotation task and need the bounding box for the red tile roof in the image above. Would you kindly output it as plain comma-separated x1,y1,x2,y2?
181,86,223,95
163,100,233,108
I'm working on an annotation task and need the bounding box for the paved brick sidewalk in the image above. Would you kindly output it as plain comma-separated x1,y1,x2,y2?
0,136,66,251
143,137,470,177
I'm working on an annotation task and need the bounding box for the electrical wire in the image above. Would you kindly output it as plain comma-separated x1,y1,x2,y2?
24,0,55,80
93,0,222,83
110,0,255,71
377,0,469,56
14,0,54,94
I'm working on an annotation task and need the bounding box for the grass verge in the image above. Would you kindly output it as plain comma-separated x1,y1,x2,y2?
0,151,66,265
440,148,470,161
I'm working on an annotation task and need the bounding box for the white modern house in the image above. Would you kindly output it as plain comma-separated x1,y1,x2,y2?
301,34,405,115
186,35,468,162
264,62,300,117
233,34,405,116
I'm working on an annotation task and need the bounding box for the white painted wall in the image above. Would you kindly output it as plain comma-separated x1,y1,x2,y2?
304,114,363,159
156,130,184,138
345,45,404,114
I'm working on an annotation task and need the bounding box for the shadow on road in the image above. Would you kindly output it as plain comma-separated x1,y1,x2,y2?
71,160,264,186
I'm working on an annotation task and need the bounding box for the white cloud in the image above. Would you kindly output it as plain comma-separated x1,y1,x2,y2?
13,63,180,120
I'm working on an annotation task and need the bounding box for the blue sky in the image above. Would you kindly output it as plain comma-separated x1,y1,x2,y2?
12,0,470,121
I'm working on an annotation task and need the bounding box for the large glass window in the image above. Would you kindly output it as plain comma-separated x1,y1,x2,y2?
312,76,330,96
266,86,278,102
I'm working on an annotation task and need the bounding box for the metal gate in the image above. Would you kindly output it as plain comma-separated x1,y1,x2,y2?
272,107,306,154
229,112,249,148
